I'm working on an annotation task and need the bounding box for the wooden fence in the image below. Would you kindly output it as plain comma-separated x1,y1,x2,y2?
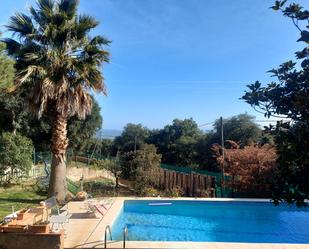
158,169,217,197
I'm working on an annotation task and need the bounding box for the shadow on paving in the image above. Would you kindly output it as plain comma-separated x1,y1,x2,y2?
0,198,43,204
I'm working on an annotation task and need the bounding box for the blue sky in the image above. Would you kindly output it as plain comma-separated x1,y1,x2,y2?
1,0,308,130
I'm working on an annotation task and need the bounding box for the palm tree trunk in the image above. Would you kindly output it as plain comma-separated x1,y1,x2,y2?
48,111,69,203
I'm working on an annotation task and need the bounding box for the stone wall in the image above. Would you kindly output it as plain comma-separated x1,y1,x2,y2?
0,232,63,249
66,166,115,182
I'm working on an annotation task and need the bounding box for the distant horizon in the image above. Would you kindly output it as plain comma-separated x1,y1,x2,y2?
99,113,282,138
99,112,285,133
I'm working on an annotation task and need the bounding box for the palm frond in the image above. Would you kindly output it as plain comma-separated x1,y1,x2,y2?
90,35,111,46
75,14,99,39
4,0,110,120
16,65,46,84
2,38,22,56
68,87,92,119
81,36,110,64
37,0,54,14
58,0,79,19
29,77,55,118
29,6,42,25
6,13,35,38
36,0,54,27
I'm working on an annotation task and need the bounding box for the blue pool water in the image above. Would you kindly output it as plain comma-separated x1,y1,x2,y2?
111,200,309,243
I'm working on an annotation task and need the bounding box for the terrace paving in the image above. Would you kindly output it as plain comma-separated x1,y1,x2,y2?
63,197,309,249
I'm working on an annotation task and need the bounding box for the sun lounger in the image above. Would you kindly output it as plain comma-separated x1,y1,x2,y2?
85,199,114,218
94,204,107,216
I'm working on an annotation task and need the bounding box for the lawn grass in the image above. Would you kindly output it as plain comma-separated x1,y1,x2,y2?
0,183,46,220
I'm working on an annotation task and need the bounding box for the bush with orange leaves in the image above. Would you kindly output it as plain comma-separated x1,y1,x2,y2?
212,141,277,197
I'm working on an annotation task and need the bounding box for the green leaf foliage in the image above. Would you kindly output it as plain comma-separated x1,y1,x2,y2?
0,132,33,178
271,122,309,206
0,39,15,89
120,144,161,185
148,118,202,168
212,114,261,147
113,123,150,153
68,98,102,152
0,93,102,152
242,1,309,205
4,0,110,119
0,91,29,135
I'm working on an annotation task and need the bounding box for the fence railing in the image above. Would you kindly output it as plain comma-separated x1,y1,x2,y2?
0,165,46,184
66,177,80,195
33,150,111,167
30,150,233,197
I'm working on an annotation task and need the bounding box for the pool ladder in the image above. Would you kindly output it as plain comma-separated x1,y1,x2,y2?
104,225,129,249
104,225,112,249
123,225,128,248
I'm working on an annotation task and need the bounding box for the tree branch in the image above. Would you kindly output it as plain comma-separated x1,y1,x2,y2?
292,17,303,32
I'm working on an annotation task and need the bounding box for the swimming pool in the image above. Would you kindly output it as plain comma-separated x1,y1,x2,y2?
111,200,309,243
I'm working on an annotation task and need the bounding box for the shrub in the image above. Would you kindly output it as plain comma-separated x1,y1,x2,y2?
94,159,115,170
196,189,211,198
163,186,184,198
95,158,121,187
136,186,159,197
212,141,277,197
83,179,115,197
118,144,162,195
32,176,49,194
120,144,161,181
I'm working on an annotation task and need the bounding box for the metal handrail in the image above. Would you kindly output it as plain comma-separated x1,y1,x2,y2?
104,225,112,249
123,225,128,249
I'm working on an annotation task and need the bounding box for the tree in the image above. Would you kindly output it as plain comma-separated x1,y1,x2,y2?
212,141,277,197
0,94,103,152
120,144,161,191
83,138,113,159
99,139,113,158
4,0,110,202
0,35,14,89
194,134,220,172
96,153,121,187
148,118,203,167
194,114,261,172
0,35,18,133
242,1,309,205
212,114,261,147
67,98,102,152
0,91,29,135
113,123,150,153
0,132,33,183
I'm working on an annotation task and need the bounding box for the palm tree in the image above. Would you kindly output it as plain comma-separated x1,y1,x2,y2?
4,0,110,202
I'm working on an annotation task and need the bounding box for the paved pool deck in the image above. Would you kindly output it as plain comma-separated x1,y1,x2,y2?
64,197,309,249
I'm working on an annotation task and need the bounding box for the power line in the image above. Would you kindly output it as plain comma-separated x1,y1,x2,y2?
220,116,225,198
198,122,215,127
198,119,289,128
255,120,288,123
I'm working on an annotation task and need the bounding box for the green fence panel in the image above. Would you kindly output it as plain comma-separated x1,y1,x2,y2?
66,178,80,195
161,163,230,181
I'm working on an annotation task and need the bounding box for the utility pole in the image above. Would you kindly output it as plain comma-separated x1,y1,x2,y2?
220,116,225,197
134,135,137,153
